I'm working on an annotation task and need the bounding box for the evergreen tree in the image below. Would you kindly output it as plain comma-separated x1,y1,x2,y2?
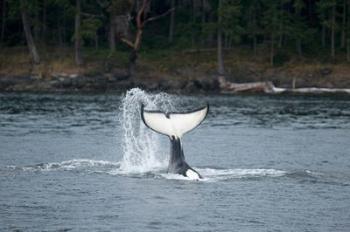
289,0,312,57
262,0,281,65
347,0,350,61
317,0,340,58
1,0,350,69
20,0,40,64
242,0,262,56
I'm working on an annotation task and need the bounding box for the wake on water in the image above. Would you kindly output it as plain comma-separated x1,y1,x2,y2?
3,88,288,182
4,158,288,182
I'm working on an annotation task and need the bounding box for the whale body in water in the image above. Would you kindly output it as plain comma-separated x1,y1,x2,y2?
141,104,209,180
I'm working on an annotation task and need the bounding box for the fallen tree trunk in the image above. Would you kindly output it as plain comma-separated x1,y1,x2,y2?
218,77,275,93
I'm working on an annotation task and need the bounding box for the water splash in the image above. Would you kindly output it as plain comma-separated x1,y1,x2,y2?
119,88,178,173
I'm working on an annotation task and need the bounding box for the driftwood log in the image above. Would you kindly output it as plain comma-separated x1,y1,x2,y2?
218,77,350,94
218,77,275,93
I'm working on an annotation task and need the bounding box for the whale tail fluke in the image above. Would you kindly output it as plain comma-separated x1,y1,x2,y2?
141,104,209,138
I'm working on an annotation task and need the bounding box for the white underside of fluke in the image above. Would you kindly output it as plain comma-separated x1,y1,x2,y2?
141,105,208,138
186,169,201,180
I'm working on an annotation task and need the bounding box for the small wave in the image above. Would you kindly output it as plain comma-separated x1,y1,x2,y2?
285,170,350,186
285,169,319,179
4,159,120,172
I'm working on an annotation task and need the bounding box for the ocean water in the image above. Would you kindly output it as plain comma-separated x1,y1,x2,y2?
0,89,350,231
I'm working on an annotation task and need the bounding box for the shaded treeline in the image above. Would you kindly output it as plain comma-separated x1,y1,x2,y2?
1,0,350,78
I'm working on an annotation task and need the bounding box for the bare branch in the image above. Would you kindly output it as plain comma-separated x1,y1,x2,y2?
120,38,135,48
145,8,175,24
82,12,104,19
136,0,150,28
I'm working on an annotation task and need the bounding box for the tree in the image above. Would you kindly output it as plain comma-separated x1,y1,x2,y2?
217,0,224,75
277,0,289,48
114,0,173,77
75,0,83,65
81,17,102,50
317,0,339,59
42,0,47,44
347,0,350,61
289,0,311,57
243,0,262,56
109,0,133,72
168,0,175,43
217,0,242,75
220,0,242,47
33,0,39,41
1,0,6,44
341,0,347,48
108,0,132,54
109,15,116,53
262,0,280,66
331,1,336,58
20,0,40,64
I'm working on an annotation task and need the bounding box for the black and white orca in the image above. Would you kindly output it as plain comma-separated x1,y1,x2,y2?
141,104,209,180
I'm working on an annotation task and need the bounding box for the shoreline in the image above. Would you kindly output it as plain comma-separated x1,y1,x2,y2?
1,48,350,95
1,73,350,96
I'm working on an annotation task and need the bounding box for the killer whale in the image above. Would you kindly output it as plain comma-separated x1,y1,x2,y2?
141,104,209,180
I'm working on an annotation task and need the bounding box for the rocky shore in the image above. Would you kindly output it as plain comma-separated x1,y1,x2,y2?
0,72,220,93
1,65,350,94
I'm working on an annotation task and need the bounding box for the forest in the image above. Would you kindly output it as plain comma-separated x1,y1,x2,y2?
1,0,350,92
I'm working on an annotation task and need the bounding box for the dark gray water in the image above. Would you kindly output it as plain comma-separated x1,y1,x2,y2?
1,90,350,231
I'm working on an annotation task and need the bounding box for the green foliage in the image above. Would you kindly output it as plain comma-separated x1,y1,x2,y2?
1,0,350,65
286,0,314,43
242,0,263,38
219,0,243,43
261,0,282,35
317,0,339,30
81,18,102,41
201,22,217,37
